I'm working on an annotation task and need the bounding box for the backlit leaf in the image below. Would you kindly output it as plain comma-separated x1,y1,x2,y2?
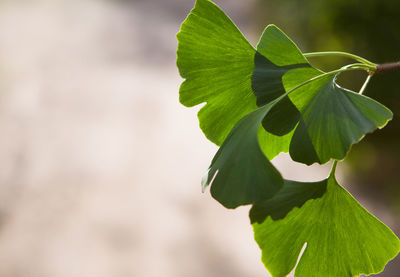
178,1,313,160
251,174,400,277
177,0,257,146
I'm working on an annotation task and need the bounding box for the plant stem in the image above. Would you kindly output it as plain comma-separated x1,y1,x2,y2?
359,74,372,95
376,61,400,73
276,63,373,102
341,63,376,72
304,51,376,66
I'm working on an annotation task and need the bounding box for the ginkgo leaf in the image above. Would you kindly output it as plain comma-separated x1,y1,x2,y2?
177,0,312,160
252,25,310,107
284,70,393,165
179,0,393,166
177,0,257,146
202,102,283,208
178,1,399,275
250,178,327,222
251,174,400,277
251,25,315,159
252,27,393,165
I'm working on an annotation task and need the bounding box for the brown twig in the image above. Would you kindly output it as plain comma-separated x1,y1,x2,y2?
376,61,400,74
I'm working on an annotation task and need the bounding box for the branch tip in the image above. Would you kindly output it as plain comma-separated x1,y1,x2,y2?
376,61,400,74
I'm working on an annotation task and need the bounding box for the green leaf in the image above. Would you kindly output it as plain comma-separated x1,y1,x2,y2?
202,103,283,208
251,26,317,159
178,0,392,165
252,25,310,108
285,70,393,164
178,2,399,275
252,27,393,165
177,2,310,160
177,0,257,145
250,179,327,222
251,174,400,277
251,26,392,165
257,123,295,160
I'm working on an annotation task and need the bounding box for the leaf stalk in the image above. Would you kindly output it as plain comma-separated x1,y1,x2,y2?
359,74,372,95
276,64,374,102
304,51,376,67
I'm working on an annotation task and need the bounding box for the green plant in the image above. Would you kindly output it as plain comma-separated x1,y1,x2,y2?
176,0,400,276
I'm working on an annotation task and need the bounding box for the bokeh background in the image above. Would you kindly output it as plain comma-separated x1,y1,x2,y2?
0,0,398,276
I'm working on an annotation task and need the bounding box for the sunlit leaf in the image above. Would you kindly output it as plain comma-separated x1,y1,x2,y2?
177,0,257,146
177,1,312,160
251,174,400,277
178,1,399,275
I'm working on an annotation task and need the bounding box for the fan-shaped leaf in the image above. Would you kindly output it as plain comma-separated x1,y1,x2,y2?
285,71,393,164
177,1,314,160
177,0,257,145
252,29,392,164
251,174,400,277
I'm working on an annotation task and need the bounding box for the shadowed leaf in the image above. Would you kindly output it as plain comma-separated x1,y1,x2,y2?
250,179,327,222
203,103,283,208
285,71,393,164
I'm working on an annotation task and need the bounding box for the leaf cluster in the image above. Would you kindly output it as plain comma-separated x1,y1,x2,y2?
177,0,400,276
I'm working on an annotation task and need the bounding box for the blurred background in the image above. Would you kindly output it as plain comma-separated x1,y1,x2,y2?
0,0,398,276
